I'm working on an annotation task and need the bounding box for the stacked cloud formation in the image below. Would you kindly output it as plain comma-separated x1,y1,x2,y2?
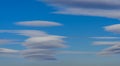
0,30,67,60
96,24,120,55
22,35,67,60
100,24,120,55
0,21,67,60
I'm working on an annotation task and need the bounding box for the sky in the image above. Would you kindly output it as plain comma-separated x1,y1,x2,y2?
0,0,120,66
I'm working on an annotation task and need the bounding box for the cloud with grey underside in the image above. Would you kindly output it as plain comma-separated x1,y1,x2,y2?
0,29,67,60
0,20,72,60
0,29,96,60
92,24,120,55
40,0,120,18
0,21,67,60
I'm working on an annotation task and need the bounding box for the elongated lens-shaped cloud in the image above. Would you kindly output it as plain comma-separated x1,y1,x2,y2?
40,0,120,18
0,30,48,37
22,49,56,60
16,21,62,27
23,36,67,49
0,48,19,55
104,24,120,34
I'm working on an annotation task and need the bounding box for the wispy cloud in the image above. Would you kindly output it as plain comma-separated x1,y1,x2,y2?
93,41,120,45
0,48,19,55
90,37,120,39
0,30,48,37
40,0,120,18
99,24,120,55
93,41,120,55
99,45,120,55
0,39,20,45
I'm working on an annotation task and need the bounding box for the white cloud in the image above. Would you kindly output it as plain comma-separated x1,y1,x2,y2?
0,29,96,59
100,24,120,55
16,21,62,27
99,45,120,55
22,35,67,60
0,39,20,45
104,24,120,34
0,29,104,59
0,30,48,37
0,48,19,55
0,30,67,60
40,0,120,18
91,24,120,55
23,36,67,49
93,41,120,45
90,37,120,39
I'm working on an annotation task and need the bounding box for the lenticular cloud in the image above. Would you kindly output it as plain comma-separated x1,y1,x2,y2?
41,0,120,18
0,30,67,60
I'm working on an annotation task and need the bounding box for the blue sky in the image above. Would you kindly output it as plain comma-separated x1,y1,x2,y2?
0,0,120,66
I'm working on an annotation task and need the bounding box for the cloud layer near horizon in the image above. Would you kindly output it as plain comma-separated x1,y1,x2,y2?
96,24,120,55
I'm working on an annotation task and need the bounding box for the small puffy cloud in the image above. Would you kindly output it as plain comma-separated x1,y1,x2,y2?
104,24,120,33
23,36,67,49
40,0,120,18
93,41,120,45
0,30,48,37
16,21,62,27
90,37,120,39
